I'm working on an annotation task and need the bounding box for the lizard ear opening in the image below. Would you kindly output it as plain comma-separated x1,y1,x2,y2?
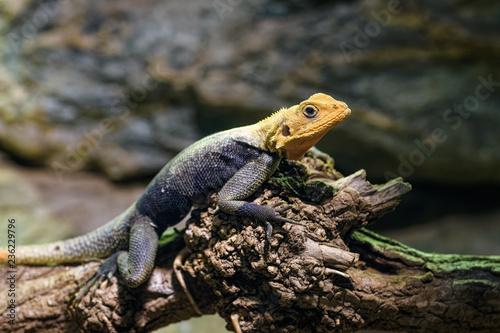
282,125,291,136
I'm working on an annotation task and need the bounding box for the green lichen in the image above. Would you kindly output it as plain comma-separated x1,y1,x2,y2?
453,279,499,289
352,228,500,278
271,159,336,204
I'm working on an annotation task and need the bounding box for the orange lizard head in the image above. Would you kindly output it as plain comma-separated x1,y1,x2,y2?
263,93,350,160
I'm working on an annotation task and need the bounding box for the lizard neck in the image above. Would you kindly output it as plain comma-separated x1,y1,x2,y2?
250,106,291,157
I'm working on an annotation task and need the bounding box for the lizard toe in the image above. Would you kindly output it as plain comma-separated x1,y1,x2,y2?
273,203,298,213
70,251,122,304
269,213,308,227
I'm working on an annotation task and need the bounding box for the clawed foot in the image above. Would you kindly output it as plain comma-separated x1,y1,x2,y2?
265,201,308,238
270,200,307,226
69,252,122,303
271,200,297,213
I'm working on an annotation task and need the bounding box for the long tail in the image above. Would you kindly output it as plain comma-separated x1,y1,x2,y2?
0,209,132,265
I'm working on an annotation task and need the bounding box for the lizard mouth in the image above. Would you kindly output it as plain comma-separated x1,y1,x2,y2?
282,106,351,160
299,106,351,137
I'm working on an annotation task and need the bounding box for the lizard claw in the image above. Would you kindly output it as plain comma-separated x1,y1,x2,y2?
271,214,308,227
272,202,298,213
265,215,307,238
69,252,121,304
271,200,299,214
265,221,273,239
264,202,308,238
269,202,307,226
271,200,287,208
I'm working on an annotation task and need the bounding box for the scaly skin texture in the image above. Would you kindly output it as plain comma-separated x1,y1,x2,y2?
0,93,350,290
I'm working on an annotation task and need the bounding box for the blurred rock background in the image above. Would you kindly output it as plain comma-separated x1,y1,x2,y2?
0,0,499,332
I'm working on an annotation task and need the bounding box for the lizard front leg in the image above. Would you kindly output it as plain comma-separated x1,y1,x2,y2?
176,153,304,313
217,153,306,234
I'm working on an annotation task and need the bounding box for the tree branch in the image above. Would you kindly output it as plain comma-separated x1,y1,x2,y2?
1,151,499,332
349,228,500,332
0,237,217,332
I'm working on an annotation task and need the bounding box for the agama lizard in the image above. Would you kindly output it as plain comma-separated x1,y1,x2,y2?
0,93,350,299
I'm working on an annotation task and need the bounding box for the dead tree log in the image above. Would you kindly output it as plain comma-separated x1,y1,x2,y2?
1,151,499,332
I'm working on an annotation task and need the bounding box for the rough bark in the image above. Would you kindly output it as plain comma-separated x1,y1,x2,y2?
1,152,499,332
0,236,217,332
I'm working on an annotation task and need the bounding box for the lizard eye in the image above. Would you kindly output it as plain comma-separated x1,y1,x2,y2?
303,105,318,118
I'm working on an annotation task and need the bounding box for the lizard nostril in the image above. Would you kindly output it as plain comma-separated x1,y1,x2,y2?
282,125,291,136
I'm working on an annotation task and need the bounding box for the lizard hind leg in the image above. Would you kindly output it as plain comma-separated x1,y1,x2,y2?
116,217,159,288
71,217,159,302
